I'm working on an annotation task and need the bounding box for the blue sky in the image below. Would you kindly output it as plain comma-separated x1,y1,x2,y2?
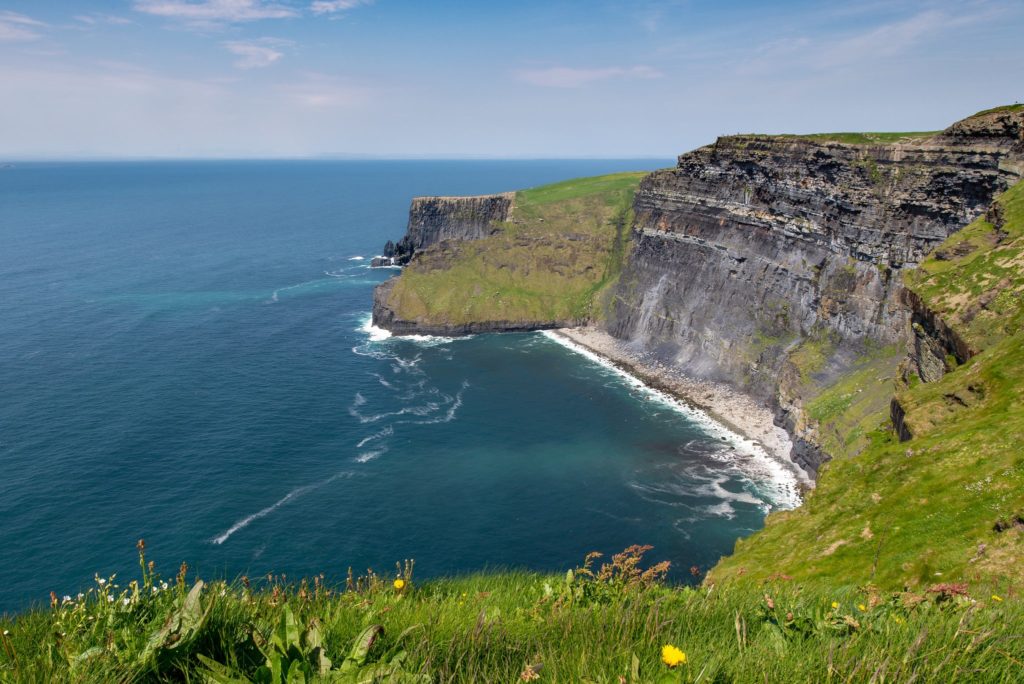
1,0,1022,158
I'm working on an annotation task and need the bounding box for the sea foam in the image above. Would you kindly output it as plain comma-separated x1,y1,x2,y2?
540,331,805,510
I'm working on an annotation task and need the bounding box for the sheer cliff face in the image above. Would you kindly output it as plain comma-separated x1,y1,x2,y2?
607,112,1024,400
379,193,514,266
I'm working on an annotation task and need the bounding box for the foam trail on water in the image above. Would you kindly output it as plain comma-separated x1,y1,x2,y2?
412,380,469,425
540,331,805,510
211,472,351,545
355,449,385,463
357,425,393,448
349,256,364,261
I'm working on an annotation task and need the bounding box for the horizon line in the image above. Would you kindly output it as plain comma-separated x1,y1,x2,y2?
0,155,677,164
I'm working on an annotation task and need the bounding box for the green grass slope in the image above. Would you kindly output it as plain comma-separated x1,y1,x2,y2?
381,172,644,327
3,546,1022,682
710,181,1024,591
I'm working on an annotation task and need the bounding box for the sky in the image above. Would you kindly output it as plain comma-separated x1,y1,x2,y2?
0,0,1022,159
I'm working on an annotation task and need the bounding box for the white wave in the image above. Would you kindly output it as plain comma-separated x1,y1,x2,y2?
372,373,394,389
355,449,385,463
540,330,805,510
400,333,468,347
357,314,392,341
349,256,365,261
356,425,393,448
211,472,351,545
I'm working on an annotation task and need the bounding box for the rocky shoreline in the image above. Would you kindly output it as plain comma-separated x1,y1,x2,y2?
550,326,798,472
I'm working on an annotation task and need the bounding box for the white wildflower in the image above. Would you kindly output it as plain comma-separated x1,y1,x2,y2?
160,581,168,591
76,593,84,600
62,595,72,603
2,629,9,636
106,595,114,603
152,586,158,594
97,578,107,586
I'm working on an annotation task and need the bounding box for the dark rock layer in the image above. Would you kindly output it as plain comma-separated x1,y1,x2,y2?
371,193,513,267
605,109,1024,472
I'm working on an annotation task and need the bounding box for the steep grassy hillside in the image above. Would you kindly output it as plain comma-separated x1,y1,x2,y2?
379,173,643,327
710,181,1024,590
3,546,1021,682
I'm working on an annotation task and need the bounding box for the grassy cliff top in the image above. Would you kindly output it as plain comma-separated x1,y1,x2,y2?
3,546,1022,682
710,181,1024,591
381,172,644,327
768,131,939,145
904,179,1024,352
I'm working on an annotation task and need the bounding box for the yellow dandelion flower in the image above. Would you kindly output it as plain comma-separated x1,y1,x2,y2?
992,594,1003,602
893,615,905,625
858,604,867,612
393,578,406,590
661,644,687,668
831,601,839,609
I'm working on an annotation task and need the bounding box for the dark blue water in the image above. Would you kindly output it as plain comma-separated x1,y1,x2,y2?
0,161,799,612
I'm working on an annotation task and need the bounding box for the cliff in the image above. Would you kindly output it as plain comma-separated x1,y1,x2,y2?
371,193,513,267
606,107,1024,473
371,173,643,335
370,107,1024,477
711,175,1024,587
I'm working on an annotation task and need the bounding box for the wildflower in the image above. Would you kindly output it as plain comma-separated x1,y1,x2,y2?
2,630,9,636
62,595,72,603
831,601,839,609
520,663,543,681
893,615,905,625
858,604,867,612
106,595,114,603
992,594,1003,602
122,597,130,606
152,586,158,594
97,578,107,586
661,644,687,668
76,593,84,600
160,581,168,591
393,578,406,590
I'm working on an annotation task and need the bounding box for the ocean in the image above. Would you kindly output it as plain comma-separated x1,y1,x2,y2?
0,160,801,612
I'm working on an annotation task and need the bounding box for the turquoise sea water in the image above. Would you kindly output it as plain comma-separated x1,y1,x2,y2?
0,160,800,612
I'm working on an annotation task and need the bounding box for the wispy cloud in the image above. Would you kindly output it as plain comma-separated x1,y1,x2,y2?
75,14,135,26
223,38,291,68
133,0,299,23
515,65,663,88
736,3,1007,76
0,11,45,42
310,0,374,15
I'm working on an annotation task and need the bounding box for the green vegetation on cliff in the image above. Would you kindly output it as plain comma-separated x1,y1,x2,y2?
4,545,1022,682
711,181,1024,590
380,173,643,327
777,131,939,145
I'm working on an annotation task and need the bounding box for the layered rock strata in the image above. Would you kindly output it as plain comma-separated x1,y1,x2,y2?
606,109,1024,472
371,193,513,267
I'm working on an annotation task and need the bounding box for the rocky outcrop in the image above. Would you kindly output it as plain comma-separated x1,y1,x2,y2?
371,193,514,267
604,109,1024,473
902,287,976,383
